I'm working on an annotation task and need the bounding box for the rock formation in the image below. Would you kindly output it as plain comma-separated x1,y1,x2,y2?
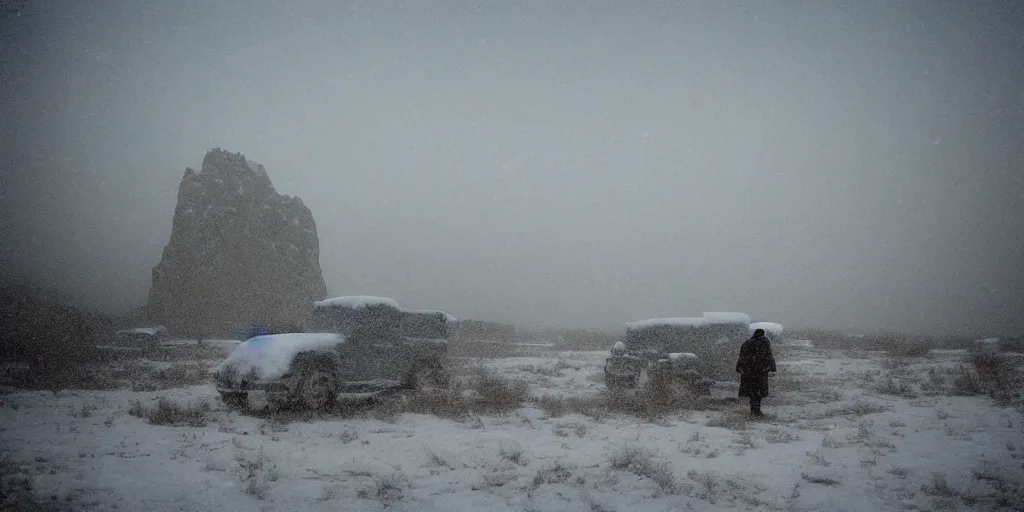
148,149,327,336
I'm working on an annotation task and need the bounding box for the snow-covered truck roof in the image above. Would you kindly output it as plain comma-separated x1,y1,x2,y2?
750,322,784,335
402,309,458,324
701,312,751,325
313,296,400,310
626,312,751,331
626,317,706,331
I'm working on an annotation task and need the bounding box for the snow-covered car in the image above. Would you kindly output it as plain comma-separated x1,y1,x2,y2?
112,326,169,344
971,337,1001,354
604,312,752,393
211,296,452,410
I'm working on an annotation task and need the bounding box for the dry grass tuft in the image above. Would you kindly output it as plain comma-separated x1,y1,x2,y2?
764,428,802,444
801,472,841,486
885,338,933,367
471,369,530,413
236,448,279,499
706,410,750,430
371,472,407,506
128,397,210,427
553,422,588,438
972,466,1024,509
876,377,918,398
821,435,843,448
816,400,890,419
499,445,527,466
534,394,605,419
535,381,723,423
0,453,77,511
609,444,680,494
920,472,960,499
806,450,830,467
374,368,530,422
531,461,572,488
424,448,454,470
949,353,1020,404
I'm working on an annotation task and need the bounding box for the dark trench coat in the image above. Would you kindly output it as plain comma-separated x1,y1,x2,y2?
736,334,777,398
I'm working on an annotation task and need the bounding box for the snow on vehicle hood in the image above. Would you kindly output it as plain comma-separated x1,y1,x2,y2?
211,332,344,382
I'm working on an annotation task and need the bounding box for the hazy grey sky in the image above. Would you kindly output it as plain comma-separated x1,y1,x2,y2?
1,0,1022,335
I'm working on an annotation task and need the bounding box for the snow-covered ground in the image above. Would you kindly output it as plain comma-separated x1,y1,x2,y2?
2,345,1022,511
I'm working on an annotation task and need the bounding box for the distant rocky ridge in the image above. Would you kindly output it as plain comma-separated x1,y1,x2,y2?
147,149,327,336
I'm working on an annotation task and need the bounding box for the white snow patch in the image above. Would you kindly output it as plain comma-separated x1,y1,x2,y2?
211,332,343,381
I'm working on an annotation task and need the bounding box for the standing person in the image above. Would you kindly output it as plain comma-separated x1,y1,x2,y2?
736,328,777,417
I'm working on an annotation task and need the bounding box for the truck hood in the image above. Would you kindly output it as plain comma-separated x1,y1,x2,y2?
210,332,344,382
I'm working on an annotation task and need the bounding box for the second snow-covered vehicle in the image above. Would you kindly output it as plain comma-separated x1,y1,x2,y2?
603,312,753,394
112,325,169,345
212,296,454,410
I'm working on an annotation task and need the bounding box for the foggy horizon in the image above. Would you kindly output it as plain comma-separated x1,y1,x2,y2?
2,1,1022,337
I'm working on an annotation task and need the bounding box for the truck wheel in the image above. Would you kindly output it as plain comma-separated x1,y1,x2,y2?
296,362,338,411
402,359,450,391
606,374,637,390
427,361,452,389
688,378,714,397
401,370,422,390
219,391,248,409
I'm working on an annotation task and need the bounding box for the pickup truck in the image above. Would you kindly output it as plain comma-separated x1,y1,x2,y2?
604,313,753,395
211,296,453,410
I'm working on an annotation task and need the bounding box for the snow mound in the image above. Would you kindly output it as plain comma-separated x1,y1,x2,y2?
750,322,784,335
211,332,343,381
313,296,400,310
702,312,751,324
627,317,706,330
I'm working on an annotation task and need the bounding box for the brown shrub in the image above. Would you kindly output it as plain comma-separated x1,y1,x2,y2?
948,353,1019,404
129,397,210,427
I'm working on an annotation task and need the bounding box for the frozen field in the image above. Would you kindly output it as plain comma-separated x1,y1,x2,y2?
1,343,1022,511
